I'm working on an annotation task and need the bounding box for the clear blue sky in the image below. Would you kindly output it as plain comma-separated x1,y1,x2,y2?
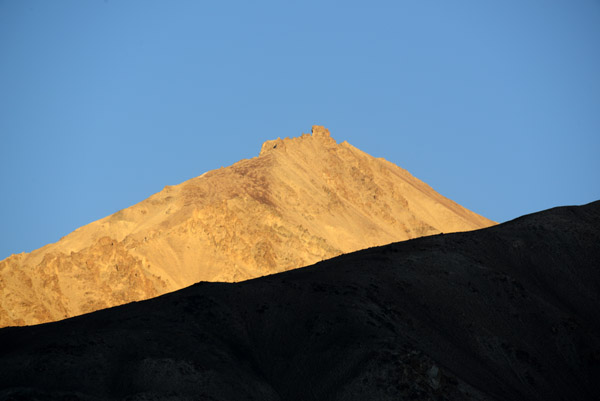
1,0,599,259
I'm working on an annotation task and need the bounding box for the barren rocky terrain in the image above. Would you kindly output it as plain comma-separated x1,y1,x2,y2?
0,126,494,326
0,201,598,400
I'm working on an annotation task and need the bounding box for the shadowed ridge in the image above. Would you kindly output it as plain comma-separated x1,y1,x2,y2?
0,201,597,400
0,126,496,327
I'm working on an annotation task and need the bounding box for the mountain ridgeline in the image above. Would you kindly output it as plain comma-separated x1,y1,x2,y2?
0,126,494,326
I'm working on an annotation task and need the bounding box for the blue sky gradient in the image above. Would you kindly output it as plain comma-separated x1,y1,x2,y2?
1,0,599,259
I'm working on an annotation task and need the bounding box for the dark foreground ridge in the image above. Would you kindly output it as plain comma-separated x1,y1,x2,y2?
1,201,599,401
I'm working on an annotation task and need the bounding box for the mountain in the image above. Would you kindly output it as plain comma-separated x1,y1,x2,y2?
0,126,494,326
0,201,598,401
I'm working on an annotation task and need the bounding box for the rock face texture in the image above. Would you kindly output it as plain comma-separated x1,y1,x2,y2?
0,201,598,401
0,126,494,326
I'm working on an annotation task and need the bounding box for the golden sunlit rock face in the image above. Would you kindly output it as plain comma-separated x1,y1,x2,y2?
0,126,495,326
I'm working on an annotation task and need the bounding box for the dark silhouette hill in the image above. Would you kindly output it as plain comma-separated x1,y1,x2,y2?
0,201,598,401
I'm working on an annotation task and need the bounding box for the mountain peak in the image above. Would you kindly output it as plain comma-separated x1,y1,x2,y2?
259,125,336,157
0,126,495,327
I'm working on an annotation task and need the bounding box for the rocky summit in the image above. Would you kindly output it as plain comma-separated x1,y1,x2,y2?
0,126,494,326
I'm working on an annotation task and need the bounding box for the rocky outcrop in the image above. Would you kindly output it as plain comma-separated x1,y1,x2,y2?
0,236,164,325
